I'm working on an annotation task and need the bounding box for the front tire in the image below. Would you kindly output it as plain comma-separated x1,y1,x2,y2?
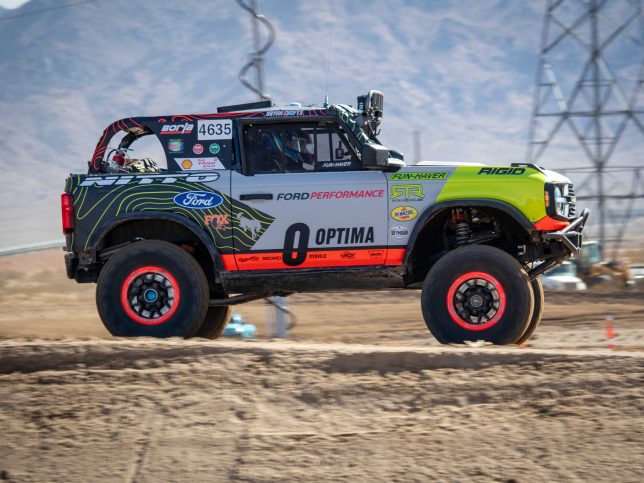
96,240,209,338
515,278,544,345
421,245,534,345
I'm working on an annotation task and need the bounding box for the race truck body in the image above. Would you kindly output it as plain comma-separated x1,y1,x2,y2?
62,91,589,343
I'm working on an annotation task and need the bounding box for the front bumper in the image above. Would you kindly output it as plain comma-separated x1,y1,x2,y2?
542,208,590,254
528,208,590,280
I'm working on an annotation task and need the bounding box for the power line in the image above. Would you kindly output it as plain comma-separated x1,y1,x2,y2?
0,0,98,23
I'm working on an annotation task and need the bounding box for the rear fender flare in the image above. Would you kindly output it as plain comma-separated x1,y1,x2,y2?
90,212,224,271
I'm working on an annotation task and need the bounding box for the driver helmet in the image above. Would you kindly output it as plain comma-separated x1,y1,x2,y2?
263,129,304,167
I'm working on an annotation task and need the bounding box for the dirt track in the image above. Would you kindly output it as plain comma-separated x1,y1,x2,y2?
1,250,643,350
0,250,643,481
1,340,643,482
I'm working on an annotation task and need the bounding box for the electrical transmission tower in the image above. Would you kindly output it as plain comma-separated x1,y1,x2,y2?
527,0,643,257
236,0,275,101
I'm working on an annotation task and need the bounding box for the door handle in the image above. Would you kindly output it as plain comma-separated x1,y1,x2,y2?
240,193,273,200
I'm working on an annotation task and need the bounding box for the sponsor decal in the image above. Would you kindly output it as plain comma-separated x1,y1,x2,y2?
173,191,223,209
78,173,220,187
175,157,225,170
197,120,232,140
340,251,356,259
276,190,384,201
261,255,281,261
368,249,385,258
277,192,309,201
319,161,352,168
193,143,204,155
390,172,448,181
265,110,304,117
161,123,194,135
237,212,262,240
239,256,260,263
314,227,375,245
477,167,526,175
390,225,409,240
391,206,418,221
167,139,184,153
209,143,221,154
390,184,424,201
204,213,229,230
308,253,327,259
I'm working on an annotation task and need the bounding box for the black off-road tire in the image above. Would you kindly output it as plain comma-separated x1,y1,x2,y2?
96,240,209,338
421,245,534,345
194,305,231,339
515,277,544,345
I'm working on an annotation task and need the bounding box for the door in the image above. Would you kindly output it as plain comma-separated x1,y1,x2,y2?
229,121,389,271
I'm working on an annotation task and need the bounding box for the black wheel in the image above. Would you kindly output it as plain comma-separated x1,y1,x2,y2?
421,245,534,345
194,305,231,339
96,240,209,338
515,277,544,345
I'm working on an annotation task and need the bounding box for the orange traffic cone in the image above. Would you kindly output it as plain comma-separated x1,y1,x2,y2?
605,316,616,350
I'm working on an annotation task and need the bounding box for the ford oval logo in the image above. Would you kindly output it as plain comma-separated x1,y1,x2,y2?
173,191,223,209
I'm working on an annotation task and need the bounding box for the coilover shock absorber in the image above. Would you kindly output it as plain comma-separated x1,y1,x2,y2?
451,209,471,247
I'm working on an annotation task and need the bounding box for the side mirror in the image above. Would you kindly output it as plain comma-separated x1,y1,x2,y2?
361,143,390,168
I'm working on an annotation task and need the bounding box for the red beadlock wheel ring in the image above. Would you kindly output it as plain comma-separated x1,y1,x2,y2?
120,266,181,326
446,271,506,331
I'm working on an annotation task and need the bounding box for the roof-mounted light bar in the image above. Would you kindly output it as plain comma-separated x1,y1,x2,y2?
217,100,274,113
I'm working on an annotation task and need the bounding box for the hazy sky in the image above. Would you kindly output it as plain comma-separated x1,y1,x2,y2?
0,0,28,8
0,0,641,248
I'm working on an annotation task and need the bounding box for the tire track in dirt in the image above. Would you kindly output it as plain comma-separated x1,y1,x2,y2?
1,339,642,482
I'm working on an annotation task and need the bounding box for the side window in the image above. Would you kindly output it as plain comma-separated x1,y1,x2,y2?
103,130,167,172
244,122,360,174
128,134,168,170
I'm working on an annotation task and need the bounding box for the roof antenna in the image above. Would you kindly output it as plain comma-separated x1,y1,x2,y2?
323,0,336,108
237,0,275,101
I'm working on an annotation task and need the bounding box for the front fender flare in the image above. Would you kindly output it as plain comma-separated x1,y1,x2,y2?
403,199,536,274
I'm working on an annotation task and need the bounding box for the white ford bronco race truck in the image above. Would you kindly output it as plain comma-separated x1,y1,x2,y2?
62,90,588,344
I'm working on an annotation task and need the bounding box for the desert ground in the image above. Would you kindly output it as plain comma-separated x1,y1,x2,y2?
0,249,642,482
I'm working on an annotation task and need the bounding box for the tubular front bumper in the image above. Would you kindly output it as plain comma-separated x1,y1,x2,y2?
542,208,590,254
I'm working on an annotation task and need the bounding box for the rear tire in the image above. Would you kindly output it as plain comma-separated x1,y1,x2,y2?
194,306,231,339
96,240,209,338
421,245,534,345
515,277,544,345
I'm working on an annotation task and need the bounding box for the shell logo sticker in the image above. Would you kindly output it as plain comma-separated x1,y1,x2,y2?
181,159,193,169
391,206,418,221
